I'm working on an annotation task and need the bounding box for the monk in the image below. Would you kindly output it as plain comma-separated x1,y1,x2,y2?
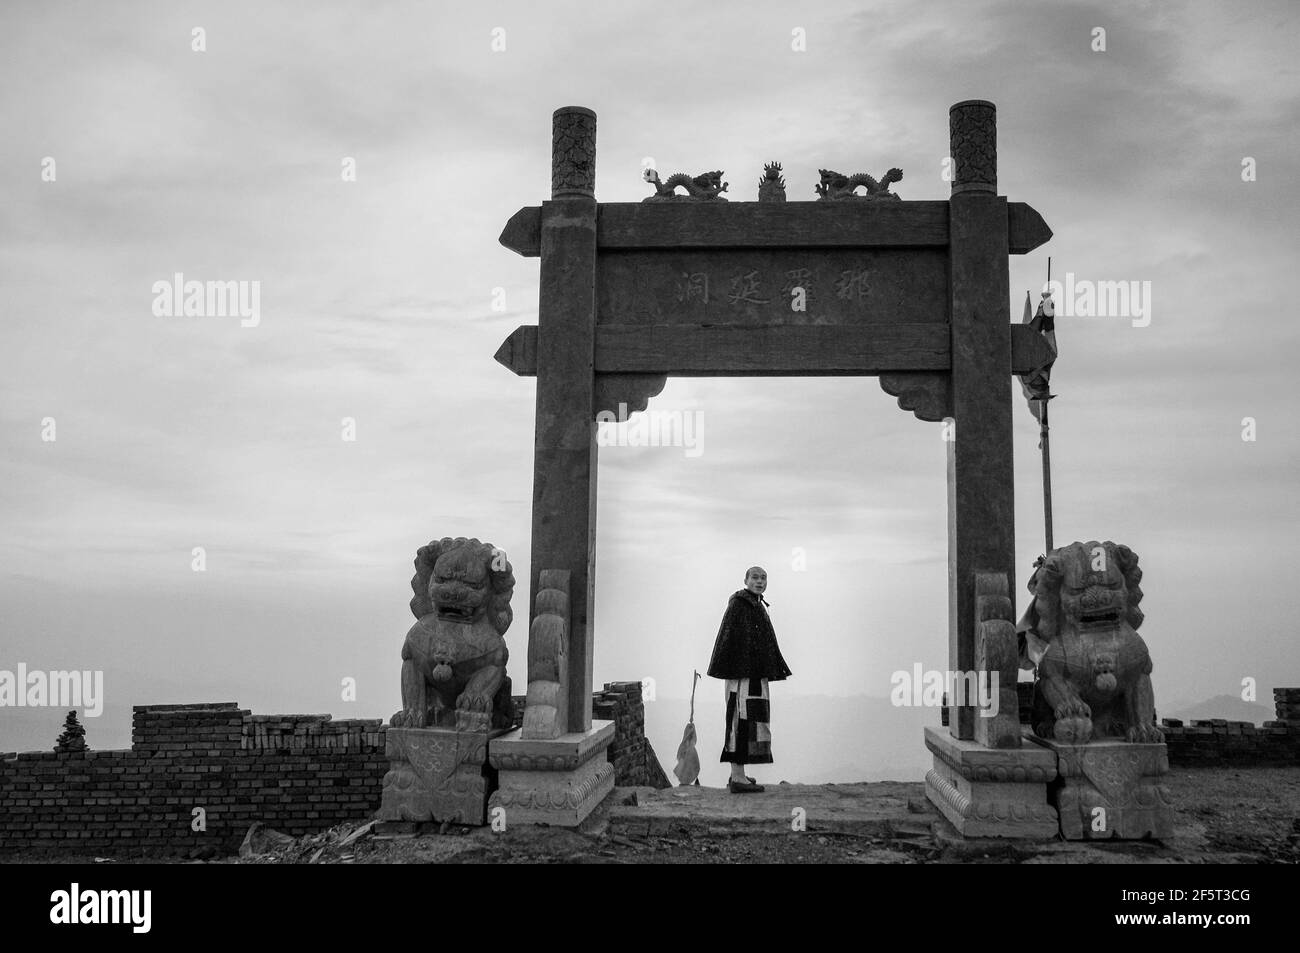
706,566,792,793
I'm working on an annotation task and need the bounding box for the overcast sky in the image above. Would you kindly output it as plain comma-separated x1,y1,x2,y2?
1,1,1297,771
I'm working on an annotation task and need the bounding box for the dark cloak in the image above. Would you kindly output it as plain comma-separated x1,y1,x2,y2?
706,589,792,681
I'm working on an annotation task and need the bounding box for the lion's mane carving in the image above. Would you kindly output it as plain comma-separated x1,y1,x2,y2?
1029,540,1162,745
392,537,515,732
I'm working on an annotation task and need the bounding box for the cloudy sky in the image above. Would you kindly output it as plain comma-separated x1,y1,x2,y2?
1,1,1296,774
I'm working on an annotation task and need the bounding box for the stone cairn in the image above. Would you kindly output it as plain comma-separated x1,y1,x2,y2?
54,710,87,754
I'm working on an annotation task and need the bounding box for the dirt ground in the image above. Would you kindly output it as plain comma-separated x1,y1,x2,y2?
4,766,1297,865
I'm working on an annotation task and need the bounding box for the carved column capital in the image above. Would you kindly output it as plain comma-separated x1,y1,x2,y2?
552,106,597,199
949,100,997,196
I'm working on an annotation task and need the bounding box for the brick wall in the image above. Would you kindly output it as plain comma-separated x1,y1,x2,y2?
0,703,387,857
945,684,1300,768
1160,688,1300,766
592,681,671,789
1,684,671,856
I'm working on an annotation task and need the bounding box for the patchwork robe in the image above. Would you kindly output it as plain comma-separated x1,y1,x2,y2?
707,589,792,764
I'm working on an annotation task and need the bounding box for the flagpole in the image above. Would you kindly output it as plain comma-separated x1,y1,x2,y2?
1040,399,1053,552
1040,256,1054,553
1020,260,1058,558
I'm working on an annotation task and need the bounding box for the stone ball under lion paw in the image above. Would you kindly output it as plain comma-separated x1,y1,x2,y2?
1054,716,1094,744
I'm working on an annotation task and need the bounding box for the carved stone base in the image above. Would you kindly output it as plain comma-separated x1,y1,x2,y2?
924,726,1058,838
1030,736,1174,840
487,721,615,827
376,726,507,826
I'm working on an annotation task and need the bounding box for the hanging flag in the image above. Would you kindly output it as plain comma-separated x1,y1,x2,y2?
1017,289,1057,421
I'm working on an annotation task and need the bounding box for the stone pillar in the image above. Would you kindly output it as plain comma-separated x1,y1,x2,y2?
495,108,615,828
927,105,1055,838
945,100,1014,741
531,106,599,734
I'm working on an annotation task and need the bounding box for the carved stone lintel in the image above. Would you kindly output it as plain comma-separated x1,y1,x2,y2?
552,106,596,199
949,100,996,195
879,371,951,422
594,373,668,419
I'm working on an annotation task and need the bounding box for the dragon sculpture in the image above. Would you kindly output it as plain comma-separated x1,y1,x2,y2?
815,167,904,201
643,168,729,201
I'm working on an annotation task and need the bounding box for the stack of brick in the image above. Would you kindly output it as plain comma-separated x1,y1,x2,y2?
1270,688,1300,728
133,702,245,754
242,714,385,752
593,681,671,789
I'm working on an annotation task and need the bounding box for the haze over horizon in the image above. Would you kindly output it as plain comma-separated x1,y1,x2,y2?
2,1,1297,779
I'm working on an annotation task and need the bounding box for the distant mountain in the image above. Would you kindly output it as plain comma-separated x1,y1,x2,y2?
1163,694,1275,725
643,693,941,785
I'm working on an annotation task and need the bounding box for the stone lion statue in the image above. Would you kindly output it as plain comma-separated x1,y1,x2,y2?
1027,540,1163,745
390,537,515,732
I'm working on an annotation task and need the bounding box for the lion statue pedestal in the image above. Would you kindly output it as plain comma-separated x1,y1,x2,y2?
1021,540,1174,840
377,537,517,829
380,725,508,826
1033,737,1174,840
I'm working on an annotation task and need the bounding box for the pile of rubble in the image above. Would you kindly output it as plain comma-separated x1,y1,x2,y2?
237,819,377,864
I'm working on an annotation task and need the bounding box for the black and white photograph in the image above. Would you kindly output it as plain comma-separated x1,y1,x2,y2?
0,0,1294,930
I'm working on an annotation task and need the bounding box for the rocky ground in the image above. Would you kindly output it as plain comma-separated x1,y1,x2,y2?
5,766,1297,864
